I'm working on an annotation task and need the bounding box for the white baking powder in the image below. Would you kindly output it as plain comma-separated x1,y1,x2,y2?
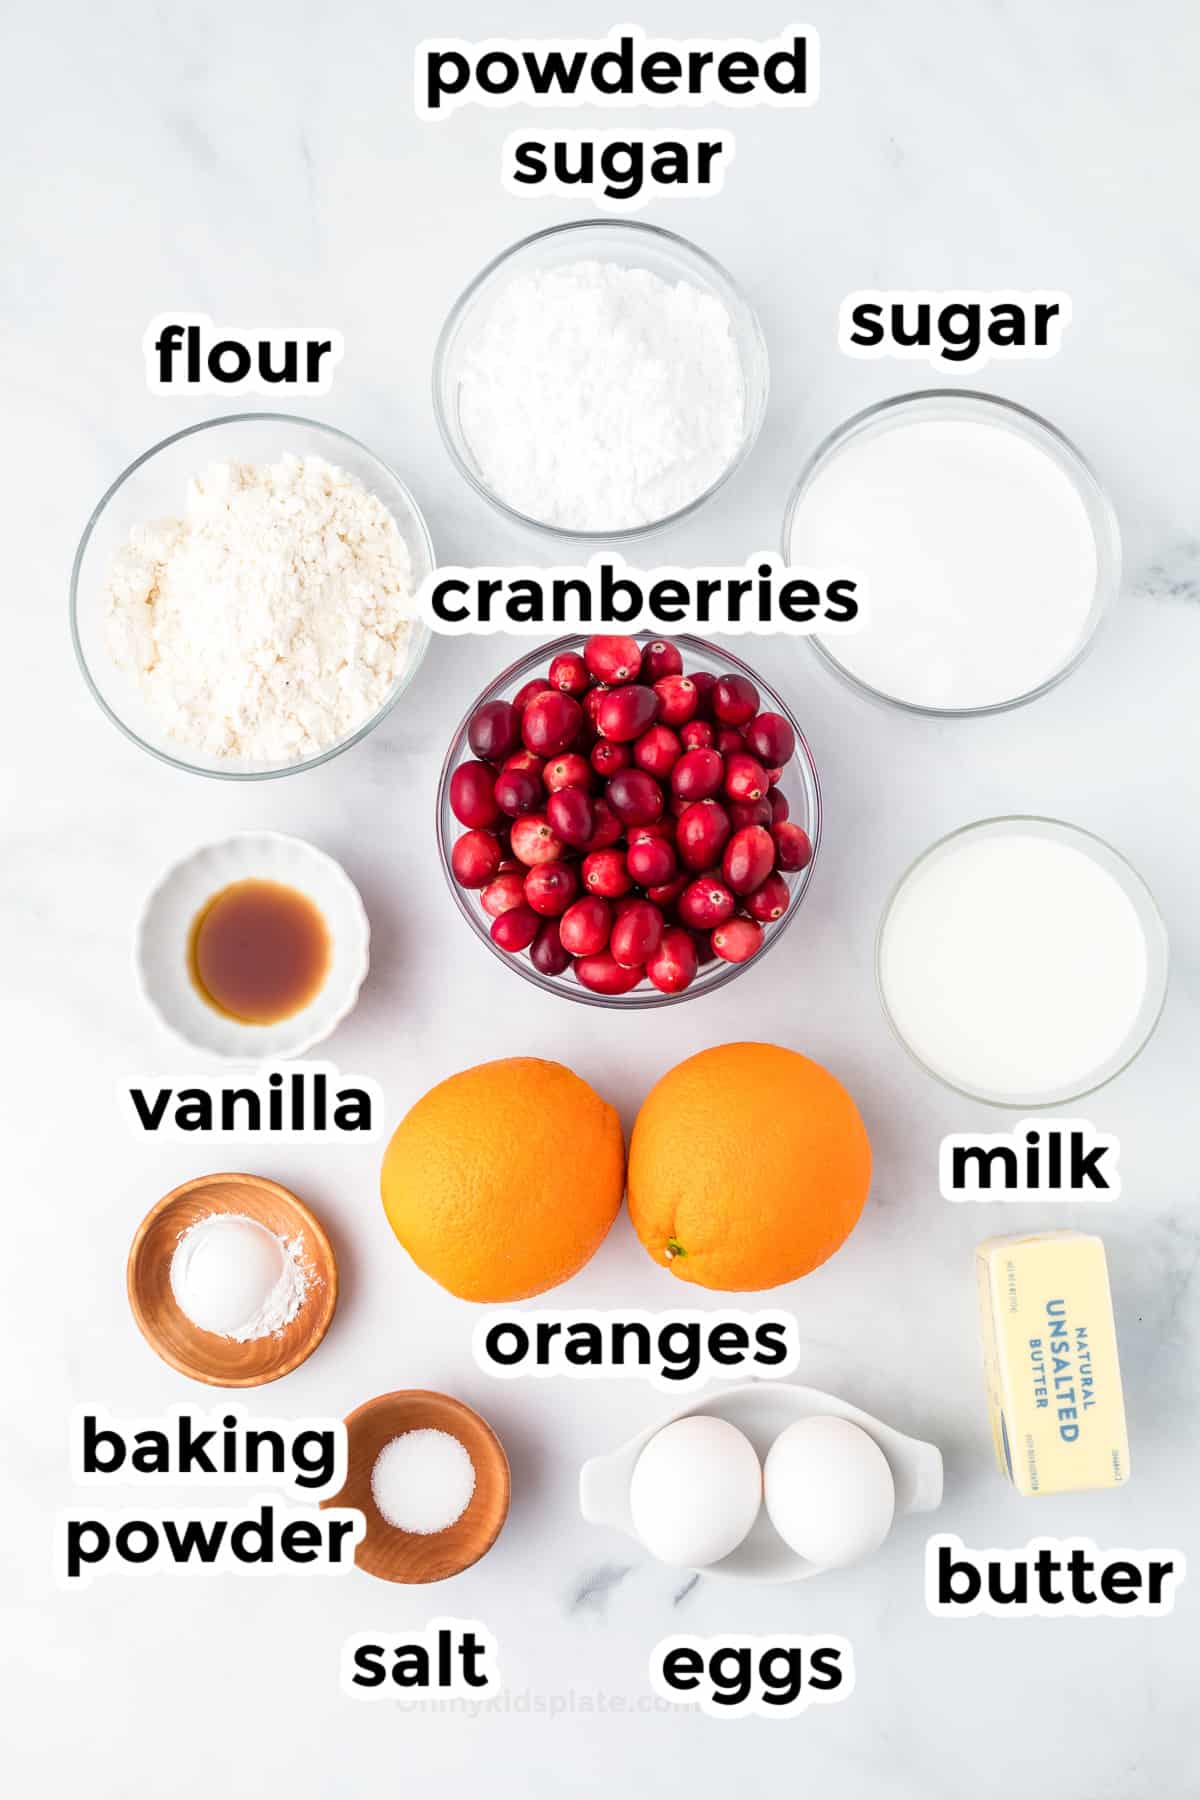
104,454,415,762
169,1212,309,1341
793,415,1100,710
370,1429,477,1535
879,825,1151,1102
457,259,745,531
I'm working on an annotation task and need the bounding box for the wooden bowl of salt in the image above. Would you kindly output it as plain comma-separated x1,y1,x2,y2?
326,1390,510,1583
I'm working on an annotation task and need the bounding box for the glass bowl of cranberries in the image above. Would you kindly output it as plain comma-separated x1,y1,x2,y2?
437,633,821,1006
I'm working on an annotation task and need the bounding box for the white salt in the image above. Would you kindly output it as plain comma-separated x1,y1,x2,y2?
878,824,1152,1103
793,414,1100,710
457,259,745,532
371,1429,477,1535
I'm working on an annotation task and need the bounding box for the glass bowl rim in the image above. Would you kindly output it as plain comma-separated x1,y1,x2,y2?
781,387,1123,719
69,410,435,782
435,630,822,1008
431,217,770,544
874,813,1170,1107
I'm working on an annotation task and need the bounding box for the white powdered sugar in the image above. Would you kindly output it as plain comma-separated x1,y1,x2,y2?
458,259,746,531
104,453,415,763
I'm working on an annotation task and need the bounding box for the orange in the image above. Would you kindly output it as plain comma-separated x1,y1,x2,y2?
380,1057,625,1302
628,1043,871,1291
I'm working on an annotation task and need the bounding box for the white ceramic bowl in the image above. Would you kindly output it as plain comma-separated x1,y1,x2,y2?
579,1381,942,1584
135,833,370,1059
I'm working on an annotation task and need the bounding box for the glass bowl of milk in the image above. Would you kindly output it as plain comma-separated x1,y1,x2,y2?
876,817,1169,1107
784,391,1121,716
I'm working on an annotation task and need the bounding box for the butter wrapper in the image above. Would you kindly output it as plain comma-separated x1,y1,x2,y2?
976,1231,1129,1497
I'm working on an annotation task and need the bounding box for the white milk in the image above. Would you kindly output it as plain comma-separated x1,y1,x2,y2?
878,822,1158,1104
792,410,1102,711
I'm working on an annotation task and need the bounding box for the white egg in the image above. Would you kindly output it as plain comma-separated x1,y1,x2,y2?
764,1415,896,1569
629,1415,762,1568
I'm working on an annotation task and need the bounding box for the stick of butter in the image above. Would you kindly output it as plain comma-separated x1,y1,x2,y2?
976,1231,1130,1496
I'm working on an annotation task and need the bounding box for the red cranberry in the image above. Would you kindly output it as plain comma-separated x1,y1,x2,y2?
679,719,716,751
611,899,664,968
646,874,688,908
546,785,595,849
524,861,579,917
728,798,772,830
627,818,674,844
491,905,540,953
480,870,527,918
716,726,745,757
678,877,737,930
676,799,732,870
502,749,545,778
544,752,593,793
468,699,520,763
510,814,564,866
633,723,681,779
711,918,764,964
768,788,789,825
450,760,500,829
671,747,724,803
766,766,784,787
641,640,683,681
773,822,814,872
688,670,718,717
646,927,698,995
548,650,590,696
530,919,572,976
559,897,611,956
584,635,642,685
712,673,760,725
583,797,623,851
512,677,552,714
574,951,643,995
494,766,544,817
583,686,609,733
606,769,664,827
626,836,677,887
583,848,632,898
591,740,631,777
724,752,769,803
598,683,659,742
746,872,791,923
692,929,719,967
745,711,795,766
722,825,776,895
523,691,582,756
451,829,502,889
653,674,698,726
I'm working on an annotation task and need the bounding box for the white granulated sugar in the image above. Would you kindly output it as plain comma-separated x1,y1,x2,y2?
458,259,746,531
104,454,415,762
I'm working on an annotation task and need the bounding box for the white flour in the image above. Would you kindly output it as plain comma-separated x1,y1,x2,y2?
458,259,745,531
104,454,415,762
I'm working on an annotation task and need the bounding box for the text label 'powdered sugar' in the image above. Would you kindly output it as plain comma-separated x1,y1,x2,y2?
416,26,818,207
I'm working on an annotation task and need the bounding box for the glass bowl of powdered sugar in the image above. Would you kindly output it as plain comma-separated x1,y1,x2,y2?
71,414,434,778
433,219,769,539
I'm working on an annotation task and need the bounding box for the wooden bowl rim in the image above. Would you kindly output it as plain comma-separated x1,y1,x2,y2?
126,1171,338,1387
330,1388,512,1583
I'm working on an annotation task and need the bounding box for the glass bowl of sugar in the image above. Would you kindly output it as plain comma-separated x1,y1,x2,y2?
432,218,770,540
71,413,434,780
784,390,1121,716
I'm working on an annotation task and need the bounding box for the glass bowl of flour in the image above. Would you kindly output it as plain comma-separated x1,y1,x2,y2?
71,414,434,778
433,219,769,540
784,391,1121,716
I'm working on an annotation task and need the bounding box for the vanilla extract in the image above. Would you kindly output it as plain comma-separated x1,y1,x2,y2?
128,1069,374,1137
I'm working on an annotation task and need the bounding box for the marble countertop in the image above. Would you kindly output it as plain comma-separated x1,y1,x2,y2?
3,1,1198,1794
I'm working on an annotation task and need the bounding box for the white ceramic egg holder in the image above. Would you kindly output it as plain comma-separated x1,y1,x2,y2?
580,1380,943,1584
